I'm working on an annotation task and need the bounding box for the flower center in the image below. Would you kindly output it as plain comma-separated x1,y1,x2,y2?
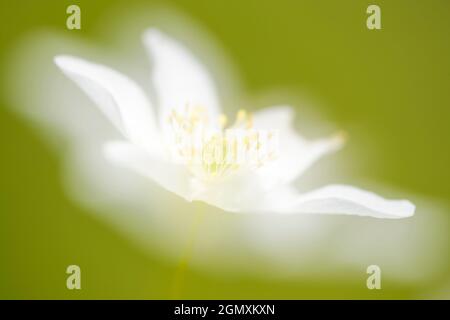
167,105,278,181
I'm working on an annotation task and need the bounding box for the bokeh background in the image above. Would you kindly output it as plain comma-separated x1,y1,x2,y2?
0,0,449,299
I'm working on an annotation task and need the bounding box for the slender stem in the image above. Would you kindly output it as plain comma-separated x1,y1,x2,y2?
171,207,204,299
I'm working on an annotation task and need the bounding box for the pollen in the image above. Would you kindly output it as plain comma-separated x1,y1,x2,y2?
168,106,278,181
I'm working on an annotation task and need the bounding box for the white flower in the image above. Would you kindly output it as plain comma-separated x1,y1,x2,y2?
54,28,414,219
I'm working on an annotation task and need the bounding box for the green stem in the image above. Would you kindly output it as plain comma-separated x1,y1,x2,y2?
171,208,204,299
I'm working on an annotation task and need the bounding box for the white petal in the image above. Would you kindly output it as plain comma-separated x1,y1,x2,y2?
54,55,159,152
103,141,193,201
194,170,270,213
253,106,344,186
264,184,415,219
142,29,221,134
104,149,265,211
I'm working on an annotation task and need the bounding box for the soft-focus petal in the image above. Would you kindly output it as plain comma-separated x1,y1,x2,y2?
261,184,415,219
142,29,221,134
253,106,344,186
54,55,159,152
103,141,194,201
194,169,271,212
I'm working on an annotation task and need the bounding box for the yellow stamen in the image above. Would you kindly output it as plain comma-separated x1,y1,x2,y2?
168,106,277,181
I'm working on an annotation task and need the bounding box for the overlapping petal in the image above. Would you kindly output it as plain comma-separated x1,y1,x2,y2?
54,55,159,152
103,141,194,200
142,29,221,135
252,106,344,187
256,184,415,218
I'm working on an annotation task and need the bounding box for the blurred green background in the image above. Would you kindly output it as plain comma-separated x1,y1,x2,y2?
0,0,449,299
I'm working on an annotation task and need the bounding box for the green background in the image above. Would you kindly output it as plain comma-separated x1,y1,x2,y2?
0,0,449,299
